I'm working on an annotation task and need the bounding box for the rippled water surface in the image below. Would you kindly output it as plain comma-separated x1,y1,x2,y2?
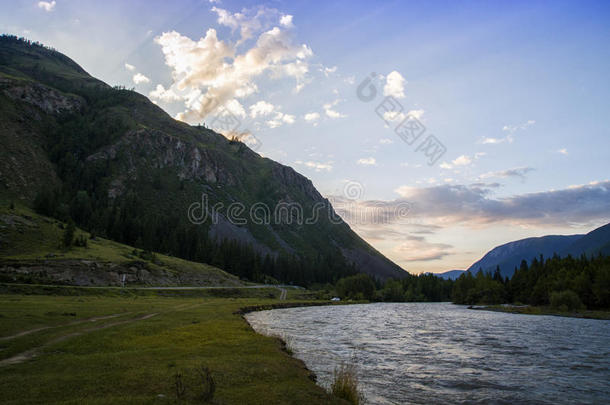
246,303,610,404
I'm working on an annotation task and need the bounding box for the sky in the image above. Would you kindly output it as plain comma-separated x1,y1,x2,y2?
3,0,610,274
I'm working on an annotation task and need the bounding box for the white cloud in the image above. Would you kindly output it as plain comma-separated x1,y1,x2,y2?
279,14,293,27
452,155,472,166
407,109,424,120
557,148,569,155
480,120,536,145
295,160,333,172
282,113,295,124
323,66,337,77
379,138,394,145
383,109,424,124
37,1,56,12
132,73,150,84
154,6,313,123
223,98,247,118
439,162,452,169
383,70,406,99
439,154,474,170
357,157,377,166
249,100,275,118
480,137,506,144
304,112,320,125
149,84,181,102
323,99,346,119
266,111,295,128
124,63,135,71
382,111,405,123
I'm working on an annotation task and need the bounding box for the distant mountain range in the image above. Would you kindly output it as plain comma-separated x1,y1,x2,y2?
467,222,610,277
435,270,466,280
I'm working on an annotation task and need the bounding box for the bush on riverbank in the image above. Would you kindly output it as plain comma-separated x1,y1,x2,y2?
550,290,585,311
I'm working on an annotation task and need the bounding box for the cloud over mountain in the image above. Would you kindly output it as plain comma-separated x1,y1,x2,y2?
150,6,313,124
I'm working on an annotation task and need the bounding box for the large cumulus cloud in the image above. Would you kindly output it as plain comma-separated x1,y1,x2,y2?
151,6,312,124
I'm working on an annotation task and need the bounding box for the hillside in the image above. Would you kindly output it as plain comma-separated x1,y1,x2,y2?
0,203,246,287
467,223,610,277
0,35,405,285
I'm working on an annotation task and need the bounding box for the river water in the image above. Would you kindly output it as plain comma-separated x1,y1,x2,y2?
246,303,610,404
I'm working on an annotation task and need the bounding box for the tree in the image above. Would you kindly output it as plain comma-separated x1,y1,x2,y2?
63,220,76,248
336,274,376,300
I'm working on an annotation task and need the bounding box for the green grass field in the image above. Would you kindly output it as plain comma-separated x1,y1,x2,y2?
0,293,346,404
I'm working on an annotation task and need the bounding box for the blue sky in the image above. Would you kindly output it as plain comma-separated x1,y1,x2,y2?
3,0,609,273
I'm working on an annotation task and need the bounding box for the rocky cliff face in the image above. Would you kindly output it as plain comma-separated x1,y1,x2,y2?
2,78,84,115
87,128,239,191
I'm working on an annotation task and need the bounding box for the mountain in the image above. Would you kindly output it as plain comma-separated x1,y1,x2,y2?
563,223,610,258
435,270,465,280
467,223,610,278
0,35,406,284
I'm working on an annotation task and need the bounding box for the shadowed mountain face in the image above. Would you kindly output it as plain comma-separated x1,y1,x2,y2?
467,223,610,278
0,36,406,283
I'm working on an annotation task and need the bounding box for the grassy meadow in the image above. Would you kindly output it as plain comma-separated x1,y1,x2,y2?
0,292,346,404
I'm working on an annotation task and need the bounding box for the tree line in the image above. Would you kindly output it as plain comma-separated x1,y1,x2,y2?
452,254,609,310
331,253,609,310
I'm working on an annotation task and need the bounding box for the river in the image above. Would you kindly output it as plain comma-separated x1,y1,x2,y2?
246,303,610,404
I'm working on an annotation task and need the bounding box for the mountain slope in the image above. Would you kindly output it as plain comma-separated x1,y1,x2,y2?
467,222,610,277
564,223,610,258
0,35,405,284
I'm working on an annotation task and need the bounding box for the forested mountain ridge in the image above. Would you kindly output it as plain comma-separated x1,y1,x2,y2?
0,35,406,285
467,223,610,278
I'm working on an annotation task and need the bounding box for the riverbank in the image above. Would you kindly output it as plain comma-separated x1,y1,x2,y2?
0,293,347,404
468,304,610,320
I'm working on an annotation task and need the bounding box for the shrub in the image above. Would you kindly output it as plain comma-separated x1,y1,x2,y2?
549,290,585,311
330,363,363,405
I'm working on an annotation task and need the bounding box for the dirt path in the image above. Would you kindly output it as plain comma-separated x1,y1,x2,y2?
0,313,130,342
0,313,157,367
278,288,287,300
0,300,208,367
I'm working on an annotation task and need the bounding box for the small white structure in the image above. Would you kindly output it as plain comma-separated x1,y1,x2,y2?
331,297,341,301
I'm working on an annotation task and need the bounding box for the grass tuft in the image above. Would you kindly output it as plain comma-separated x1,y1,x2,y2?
330,363,363,405
172,364,215,403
